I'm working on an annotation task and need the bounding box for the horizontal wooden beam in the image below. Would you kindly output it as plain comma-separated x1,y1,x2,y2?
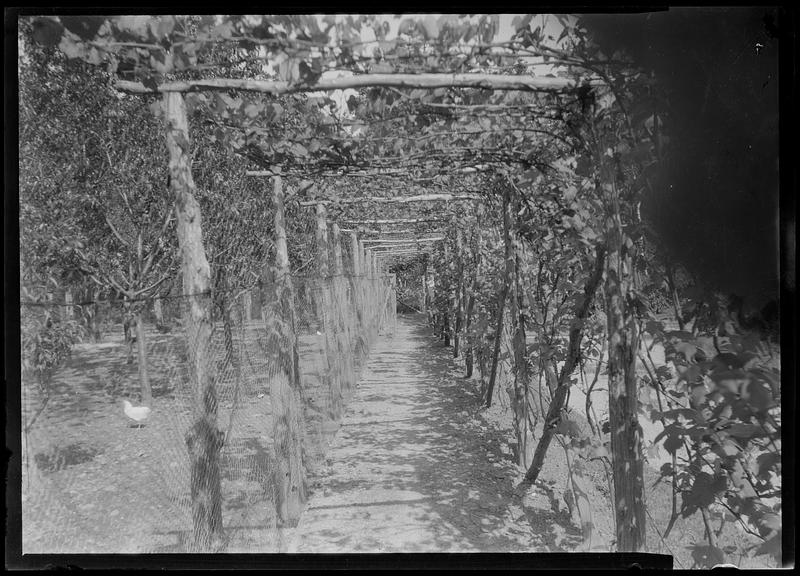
339,228,444,235
246,166,489,178
341,218,443,225
117,73,596,96
363,237,444,244
370,244,438,250
299,193,480,207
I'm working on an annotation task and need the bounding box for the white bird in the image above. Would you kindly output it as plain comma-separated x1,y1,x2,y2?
123,399,151,428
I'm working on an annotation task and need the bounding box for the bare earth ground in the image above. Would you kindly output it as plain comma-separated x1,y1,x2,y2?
21,314,775,564
21,323,335,553
288,316,585,553
288,315,774,567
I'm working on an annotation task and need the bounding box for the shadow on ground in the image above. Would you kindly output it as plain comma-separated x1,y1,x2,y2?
292,314,582,552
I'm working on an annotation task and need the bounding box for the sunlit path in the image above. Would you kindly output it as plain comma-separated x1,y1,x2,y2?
288,315,556,553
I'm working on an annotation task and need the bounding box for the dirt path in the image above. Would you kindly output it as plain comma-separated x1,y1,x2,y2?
288,315,582,553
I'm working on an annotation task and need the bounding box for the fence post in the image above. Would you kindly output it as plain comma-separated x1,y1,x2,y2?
269,172,307,526
453,228,464,358
442,241,451,346
421,259,428,315
242,291,252,322
363,247,373,335
64,290,73,319
348,232,364,359
331,223,355,394
315,203,342,420
165,91,224,552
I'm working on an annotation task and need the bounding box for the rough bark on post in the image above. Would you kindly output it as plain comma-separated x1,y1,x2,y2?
332,224,355,392
165,91,223,552
153,297,164,326
453,228,464,359
242,291,252,322
509,252,530,467
135,312,152,405
427,268,436,331
388,273,397,333
64,290,74,319
442,242,451,347
349,232,365,358
484,187,512,408
604,181,646,552
268,173,308,526
421,270,427,315
316,203,342,420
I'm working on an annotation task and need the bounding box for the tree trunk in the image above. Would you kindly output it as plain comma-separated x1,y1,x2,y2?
165,91,224,552
135,312,152,405
604,183,646,552
520,246,606,488
270,174,308,526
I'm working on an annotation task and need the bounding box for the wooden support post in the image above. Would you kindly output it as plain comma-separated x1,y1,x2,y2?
421,271,427,315
332,224,355,393
242,291,252,322
510,249,531,467
332,223,343,273
269,172,307,526
442,241,451,346
427,267,436,330
165,91,223,552
347,231,364,361
153,296,164,326
604,180,646,552
316,204,330,274
351,233,361,277
64,290,73,319
315,203,342,420
135,311,152,405
364,248,375,334
454,229,464,358
463,227,480,378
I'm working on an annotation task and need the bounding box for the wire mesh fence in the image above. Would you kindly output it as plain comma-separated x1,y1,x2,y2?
20,264,397,553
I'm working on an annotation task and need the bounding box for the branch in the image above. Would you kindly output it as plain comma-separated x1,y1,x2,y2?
140,212,174,279
131,271,172,298
116,73,599,95
105,215,132,248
